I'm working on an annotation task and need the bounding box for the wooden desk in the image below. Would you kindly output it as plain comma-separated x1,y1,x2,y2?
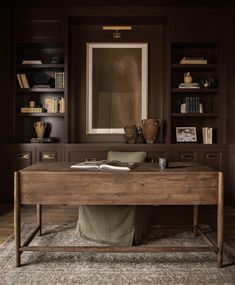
14,162,224,267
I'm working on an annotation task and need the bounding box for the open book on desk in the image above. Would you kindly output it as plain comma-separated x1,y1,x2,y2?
70,160,137,171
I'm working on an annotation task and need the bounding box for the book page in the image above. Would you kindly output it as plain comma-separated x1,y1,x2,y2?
100,161,136,171
70,161,103,169
70,160,137,171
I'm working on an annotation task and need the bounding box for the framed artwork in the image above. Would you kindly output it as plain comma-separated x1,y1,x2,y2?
86,42,148,134
176,127,197,142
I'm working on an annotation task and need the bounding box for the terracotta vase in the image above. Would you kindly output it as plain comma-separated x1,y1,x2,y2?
142,118,161,144
34,121,47,138
184,72,193,84
124,125,138,144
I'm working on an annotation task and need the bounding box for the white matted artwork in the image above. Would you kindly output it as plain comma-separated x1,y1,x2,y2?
176,127,197,142
86,42,148,134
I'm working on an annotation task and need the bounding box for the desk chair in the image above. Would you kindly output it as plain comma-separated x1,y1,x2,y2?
76,151,156,246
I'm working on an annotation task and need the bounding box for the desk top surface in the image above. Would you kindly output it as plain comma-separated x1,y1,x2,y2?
19,162,218,174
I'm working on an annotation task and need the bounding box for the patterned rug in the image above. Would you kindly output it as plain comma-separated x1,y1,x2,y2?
0,223,235,285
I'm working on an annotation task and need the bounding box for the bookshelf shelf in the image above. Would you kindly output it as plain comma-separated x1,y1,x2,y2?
16,113,65,117
16,88,64,93
16,64,65,69
171,88,219,93
171,64,219,69
171,113,219,117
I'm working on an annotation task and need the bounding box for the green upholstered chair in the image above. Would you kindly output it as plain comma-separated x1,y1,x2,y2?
76,151,156,246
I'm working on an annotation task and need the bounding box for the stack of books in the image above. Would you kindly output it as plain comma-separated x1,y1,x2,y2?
21,107,43,113
30,137,57,143
202,127,213,144
22,60,42,64
178,82,200,89
179,57,208,64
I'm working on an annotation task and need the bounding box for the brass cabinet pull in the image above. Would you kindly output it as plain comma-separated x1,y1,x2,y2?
42,153,55,159
180,154,193,159
17,153,30,159
206,154,219,159
85,157,97,162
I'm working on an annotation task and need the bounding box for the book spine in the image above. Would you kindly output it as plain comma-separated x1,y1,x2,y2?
20,74,30,88
16,74,23,88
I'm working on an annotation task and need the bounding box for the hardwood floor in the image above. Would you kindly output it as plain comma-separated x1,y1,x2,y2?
1,204,235,246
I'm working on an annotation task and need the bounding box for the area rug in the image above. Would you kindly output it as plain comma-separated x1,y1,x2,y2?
0,223,235,285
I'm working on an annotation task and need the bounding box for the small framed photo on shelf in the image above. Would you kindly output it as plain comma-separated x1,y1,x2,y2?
176,127,197,142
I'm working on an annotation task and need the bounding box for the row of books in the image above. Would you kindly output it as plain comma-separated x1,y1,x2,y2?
44,97,65,113
180,97,203,114
17,74,30,88
202,127,213,144
17,72,65,89
55,72,64,88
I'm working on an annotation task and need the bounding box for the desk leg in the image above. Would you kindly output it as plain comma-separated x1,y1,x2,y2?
217,172,224,268
37,204,42,236
14,172,21,267
193,205,198,236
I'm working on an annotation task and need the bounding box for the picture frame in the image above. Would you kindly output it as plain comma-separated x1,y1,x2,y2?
176,127,197,142
86,42,148,134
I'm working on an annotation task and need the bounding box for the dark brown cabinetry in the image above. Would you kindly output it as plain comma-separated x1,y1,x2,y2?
170,42,221,144
229,145,235,205
64,144,171,163
2,4,234,206
14,43,67,143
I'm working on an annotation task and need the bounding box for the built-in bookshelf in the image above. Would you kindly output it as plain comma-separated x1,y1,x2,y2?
14,43,67,143
170,42,220,144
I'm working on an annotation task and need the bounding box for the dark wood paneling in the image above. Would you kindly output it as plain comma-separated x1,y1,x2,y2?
0,145,12,203
69,23,166,143
225,5,235,143
15,8,65,43
170,16,219,41
229,145,235,206
0,2,13,143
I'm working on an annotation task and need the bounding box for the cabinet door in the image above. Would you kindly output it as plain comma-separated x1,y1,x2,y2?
200,147,230,204
36,145,62,162
200,149,225,171
0,145,13,203
171,148,198,162
10,145,35,204
14,145,35,171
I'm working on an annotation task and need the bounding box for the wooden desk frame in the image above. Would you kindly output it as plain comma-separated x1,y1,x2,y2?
14,163,224,267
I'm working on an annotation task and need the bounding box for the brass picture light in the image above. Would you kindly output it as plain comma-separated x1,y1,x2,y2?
102,26,132,39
